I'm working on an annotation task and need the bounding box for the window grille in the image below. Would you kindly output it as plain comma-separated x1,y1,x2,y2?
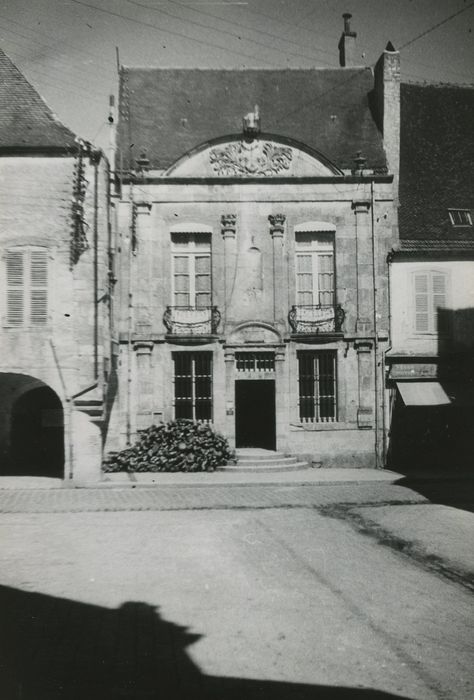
6,248,48,326
297,351,337,422
235,352,275,372
448,210,472,227
173,352,212,421
171,232,211,307
414,271,447,334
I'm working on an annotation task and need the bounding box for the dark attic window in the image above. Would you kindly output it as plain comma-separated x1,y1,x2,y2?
448,209,472,227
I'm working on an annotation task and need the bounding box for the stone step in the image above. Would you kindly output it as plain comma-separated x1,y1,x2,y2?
235,450,289,463
220,461,309,473
222,449,309,473
236,456,300,466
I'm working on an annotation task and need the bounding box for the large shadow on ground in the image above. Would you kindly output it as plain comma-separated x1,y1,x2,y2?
388,307,474,512
0,585,412,700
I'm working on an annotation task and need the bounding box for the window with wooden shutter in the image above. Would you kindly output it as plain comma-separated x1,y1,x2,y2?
413,271,448,334
6,251,24,325
5,248,48,326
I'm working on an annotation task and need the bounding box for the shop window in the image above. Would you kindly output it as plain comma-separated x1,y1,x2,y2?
173,352,213,421
297,350,337,422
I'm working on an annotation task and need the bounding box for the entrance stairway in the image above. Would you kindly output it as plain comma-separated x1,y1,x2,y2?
222,448,308,473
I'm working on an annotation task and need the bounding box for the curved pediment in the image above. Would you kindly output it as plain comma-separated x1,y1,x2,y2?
228,322,282,345
166,135,342,178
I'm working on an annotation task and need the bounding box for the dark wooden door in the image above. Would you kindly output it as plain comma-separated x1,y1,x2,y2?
235,380,276,450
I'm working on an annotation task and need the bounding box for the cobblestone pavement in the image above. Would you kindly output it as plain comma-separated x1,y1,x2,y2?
0,479,460,513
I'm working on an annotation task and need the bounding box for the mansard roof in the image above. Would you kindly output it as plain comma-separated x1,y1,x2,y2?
0,48,76,150
399,82,474,242
117,67,386,173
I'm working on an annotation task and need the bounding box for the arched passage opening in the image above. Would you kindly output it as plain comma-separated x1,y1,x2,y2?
0,375,65,478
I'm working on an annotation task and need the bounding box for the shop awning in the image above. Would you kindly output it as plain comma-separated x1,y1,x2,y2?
397,382,451,406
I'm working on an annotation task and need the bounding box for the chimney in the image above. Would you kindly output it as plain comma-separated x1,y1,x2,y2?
338,13,357,67
374,42,401,196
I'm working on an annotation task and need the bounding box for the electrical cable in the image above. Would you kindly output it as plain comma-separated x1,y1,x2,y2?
65,0,283,66
399,1,474,50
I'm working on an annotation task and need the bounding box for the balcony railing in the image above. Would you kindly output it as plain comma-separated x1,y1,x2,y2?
288,304,345,334
163,306,221,336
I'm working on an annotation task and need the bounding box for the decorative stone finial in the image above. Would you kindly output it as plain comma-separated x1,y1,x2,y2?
243,105,260,137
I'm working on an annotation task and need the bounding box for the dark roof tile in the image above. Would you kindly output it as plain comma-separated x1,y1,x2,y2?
0,48,76,149
117,67,386,172
399,82,474,241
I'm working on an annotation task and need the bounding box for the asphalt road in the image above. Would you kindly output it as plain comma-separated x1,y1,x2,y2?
0,487,473,699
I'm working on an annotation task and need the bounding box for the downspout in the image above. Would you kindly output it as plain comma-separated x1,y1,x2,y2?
93,154,99,380
383,252,394,466
370,178,381,468
126,179,134,445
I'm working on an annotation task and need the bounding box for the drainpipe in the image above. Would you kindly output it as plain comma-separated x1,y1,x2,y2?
93,154,100,380
383,252,394,466
126,179,135,445
370,179,381,468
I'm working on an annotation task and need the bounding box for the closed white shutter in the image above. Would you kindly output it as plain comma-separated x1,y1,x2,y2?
5,248,48,326
30,250,48,324
414,273,429,332
6,251,25,325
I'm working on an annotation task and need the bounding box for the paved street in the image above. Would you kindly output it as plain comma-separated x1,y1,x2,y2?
0,479,473,699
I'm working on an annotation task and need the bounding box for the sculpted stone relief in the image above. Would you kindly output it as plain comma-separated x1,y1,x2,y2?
209,139,293,177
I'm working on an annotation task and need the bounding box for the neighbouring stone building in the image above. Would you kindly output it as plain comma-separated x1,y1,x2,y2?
107,16,399,468
386,82,474,469
0,48,112,483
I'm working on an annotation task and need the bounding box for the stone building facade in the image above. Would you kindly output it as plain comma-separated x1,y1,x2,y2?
108,21,400,468
0,49,112,483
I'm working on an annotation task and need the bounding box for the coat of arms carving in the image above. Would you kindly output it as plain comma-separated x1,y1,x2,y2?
209,140,293,177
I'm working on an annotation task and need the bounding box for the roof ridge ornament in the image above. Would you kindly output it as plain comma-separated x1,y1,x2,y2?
243,105,260,137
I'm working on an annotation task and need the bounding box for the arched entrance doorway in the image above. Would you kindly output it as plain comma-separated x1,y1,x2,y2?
0,375,65,478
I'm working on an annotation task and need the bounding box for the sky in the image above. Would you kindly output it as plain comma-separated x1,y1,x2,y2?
0,0,473,151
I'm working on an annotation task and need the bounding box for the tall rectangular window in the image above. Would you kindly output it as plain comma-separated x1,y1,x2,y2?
295,232,334,306
6,247,48,326
171,233,211,308
413,271,447,334
297,351,337,422
173,352,213,421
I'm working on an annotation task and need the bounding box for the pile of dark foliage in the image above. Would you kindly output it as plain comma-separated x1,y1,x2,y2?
103,419,234,473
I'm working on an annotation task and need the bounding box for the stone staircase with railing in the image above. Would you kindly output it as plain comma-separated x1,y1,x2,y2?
221,448,309,473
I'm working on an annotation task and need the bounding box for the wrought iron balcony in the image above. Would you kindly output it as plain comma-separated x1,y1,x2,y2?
288,304,345,334
163,306,221,336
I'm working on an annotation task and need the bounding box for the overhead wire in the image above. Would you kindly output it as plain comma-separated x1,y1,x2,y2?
0,14,118,80
0,37,111,100
65,0,285,66
399,0,474,50
122,0,336,65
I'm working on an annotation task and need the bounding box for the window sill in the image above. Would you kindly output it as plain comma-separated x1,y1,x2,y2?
2,324,51,331
290,421,355,432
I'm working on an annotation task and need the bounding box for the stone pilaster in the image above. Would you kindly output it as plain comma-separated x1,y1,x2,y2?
354,339,373,429
133,340,154,430
224,348,236,448
221,214,237,324
268,214,286,327
274,347,288,451
352,200,373,334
